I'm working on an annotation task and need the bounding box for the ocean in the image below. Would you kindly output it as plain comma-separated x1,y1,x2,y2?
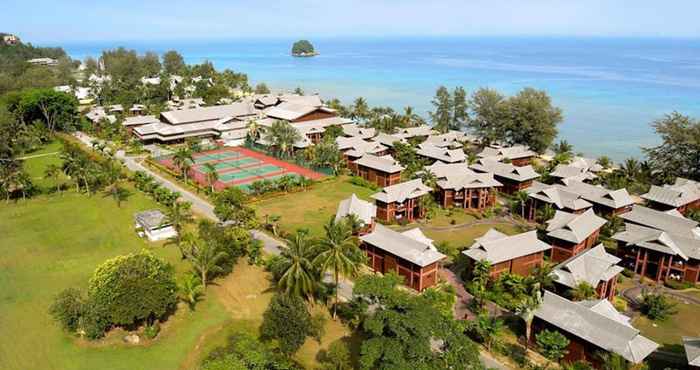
59,37,700,161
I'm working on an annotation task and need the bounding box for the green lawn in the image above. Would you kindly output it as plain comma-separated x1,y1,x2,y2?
421,223,523,249
633,296,700,351
252,177,376,237
21,140,64,190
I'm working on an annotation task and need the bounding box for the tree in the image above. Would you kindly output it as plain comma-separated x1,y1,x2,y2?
261,294,313,355
178,273,204,310
213,186,256,227
640,292,677,321
201,332,299,370
313,217,364,317
15,88,79,132
536,203,556,223
162,50,185,75
141,51,161,77
513,190,529,219
254,83,270,94
515,288,542,347
291,40,316,56
44,163,64,194
293,86,304,95
505,88,563,153
49,288,85,332
277,230,319,300
571,282,597,301
597,156,612,170
320,340,352,370
644,112,700,181
203,162,219,193
264,120,301,158
467,313,503,350
185,237,229,288
429,86,453,133
313,139,345,175
536,329,570,366
88,250,177,328
468,88,507,144
596,352,632,370
172,147,194,181
165,201,193,258
452,86,469,130
471,259,491,311
351,97,370,122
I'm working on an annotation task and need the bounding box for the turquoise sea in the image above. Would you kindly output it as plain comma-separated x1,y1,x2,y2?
60,37,700,161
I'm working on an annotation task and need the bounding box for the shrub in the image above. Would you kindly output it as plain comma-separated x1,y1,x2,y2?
664,279,695,290
320,340,352,370
143,322,160,339
260,294,312,354
348,176,379,191
536,329,570,363
49,288,85,332
640,293,678,321
612,296,628,312
88,250,177,328
621,268,634,278
81,298,111,339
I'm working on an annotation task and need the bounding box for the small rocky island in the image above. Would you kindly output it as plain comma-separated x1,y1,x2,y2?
291,40,318,57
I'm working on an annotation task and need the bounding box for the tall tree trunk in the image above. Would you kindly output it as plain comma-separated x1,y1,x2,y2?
333,269,339,318
201,270,207,289
524,320,531,349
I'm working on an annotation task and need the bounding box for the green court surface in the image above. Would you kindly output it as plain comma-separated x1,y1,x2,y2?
218,164,281,182
193,151,242,163
197,157,260,171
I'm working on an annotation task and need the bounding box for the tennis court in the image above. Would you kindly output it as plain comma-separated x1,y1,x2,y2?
158,146,323,191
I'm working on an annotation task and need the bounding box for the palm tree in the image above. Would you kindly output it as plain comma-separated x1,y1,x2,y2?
247,119,262,143
571,282,597,301
351,97,369,122
419,169,438,190
471,260,491,311
596,352,631,370
527,263,557,290
203,163,219,193
313,217,364,317
179,273,204,310
185,237,228,289
513,190,529,219
172,147,194,181
44,164,64,195
264,120,301,158
278,230,318,301
165,201,194,258
515,287,542,348
536,204,555,223
343,214,364,235
621,158,640,180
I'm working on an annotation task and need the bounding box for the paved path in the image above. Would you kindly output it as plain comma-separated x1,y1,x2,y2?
18,151,59,160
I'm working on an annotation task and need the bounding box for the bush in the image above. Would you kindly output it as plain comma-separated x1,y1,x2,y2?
320,340,352,370
81,298,111,339
260,294,312,354
621,268,635,278
348,176,379,191
640,293,678,321
49,288,85,333
613,297,628,312
201,333,300,370
664,279,695,290
143,322,160,339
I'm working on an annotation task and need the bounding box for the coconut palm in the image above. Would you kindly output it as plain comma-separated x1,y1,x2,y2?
313,217,364,317
179,273,204,310
247,119,262,143
343,214,364,235
165,201,194,258
203,162,219,193
536,203,555,223
278,230,318,301
264,120,301,158
419,169,438,190
185,237,228,289
172,147,194,181
571,282,597,301
44,164,64,195
513,190,529,219
351,97,370,122
515,287,542,348
471,260,491,311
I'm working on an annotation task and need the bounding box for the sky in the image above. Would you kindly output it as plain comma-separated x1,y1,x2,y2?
5,0,700,43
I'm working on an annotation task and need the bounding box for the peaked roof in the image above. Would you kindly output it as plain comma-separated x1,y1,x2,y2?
620,205,699,239
265,102,334,121
372,132,407,147
354,154,404,173
470,159,540,182
423,130,467,147
560,180,634,210
550,164,598,182
371,179,432,204
425,162,502,190
161,103,256,125
546,209,608,244
463,230,551,264
642,178,700,208
360,224,445,267
336,136,387,157
335,194,376,225
122,115,160,127
416,143,466,163
393,125,435,139
478,144,537,161
526,181,593,211
612,223,700,260
552,244,623,288
534,291,658,364
683,337,700,366
342,123,376,140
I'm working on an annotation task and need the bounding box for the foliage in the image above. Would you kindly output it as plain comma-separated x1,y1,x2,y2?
201,332,300,370
87,250,178,329
535,329,570,363
260,294,313,355
319,340,353,370
11,88,79,132
213,186,256,227
178,273,204,310
197,219,253,274
596,352,632,370
348,175,380,191
277,230,319,300
515,288,543,345
570,282,597,301
184,235,229,288
49,288,85,332
162,50,185,75
254,83,271,94
430,86,453,133
640,293,678,321
470,259,491,310
143,321,161,339
643,112,700,181
264,120,301,158
466,313,503,350
291,40,316,55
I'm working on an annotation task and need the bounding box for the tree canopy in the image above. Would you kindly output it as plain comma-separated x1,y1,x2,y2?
291,40,316,56
643,112,700,181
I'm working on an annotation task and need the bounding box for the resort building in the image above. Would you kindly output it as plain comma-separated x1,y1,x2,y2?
683,337,700,370
122,115,160,133
359,224,446,291
85,107,116,125
470,159,540,194
463,229,551,278
422,130,468,148
134,210,177,242
532,291,657,366
642,177,700,215
27,57,58,66
525,181,593,221
108,104,124,115
265,100,337,123
335,194,377,235
371,179,432,223
342,123,376,140
545,209,608,263
552,245,623,301
613,205,700,283
550,164,598,184
336,136,389,172
425,162,502,211
415,142,466,164
559,180,634,216
477,144,537,166
392,125,435,141
285,116,354,144
353,154,404,187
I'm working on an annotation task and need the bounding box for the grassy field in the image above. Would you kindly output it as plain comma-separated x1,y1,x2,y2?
21,140,64,190
633,296,700,352
252,177,376,237
421,223,523,248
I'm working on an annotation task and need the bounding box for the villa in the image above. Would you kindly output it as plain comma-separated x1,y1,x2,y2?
558,180,634,216
552,245,623,301
393,125,435,141
470,158,540,194
525,181,593,221
425,162,502,211
122,115,160,133
342,123,377,140
359,224,446,291
336,136,389,172
371,179,432,223
353,154,404,187
477,144,537,166
134,210,177,242
545,209,608,263
335,194,377,234
532,291,657,366
422,130,469,148
550,164,598,184
463,229,551,278
371,132,408,153
416,142,466,164
642,177,700,215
